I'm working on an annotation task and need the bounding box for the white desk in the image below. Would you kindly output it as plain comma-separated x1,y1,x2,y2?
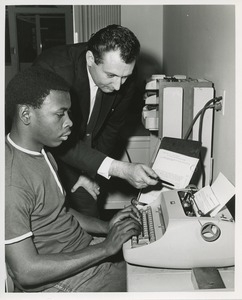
127,263,234,292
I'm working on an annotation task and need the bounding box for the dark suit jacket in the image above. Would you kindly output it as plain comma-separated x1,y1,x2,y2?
33,43,136,178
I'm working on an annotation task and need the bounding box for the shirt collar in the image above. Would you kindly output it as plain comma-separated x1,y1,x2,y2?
7,134,42,156
87,65,98,91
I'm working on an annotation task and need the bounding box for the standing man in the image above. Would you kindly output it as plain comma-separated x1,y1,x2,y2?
5,66,142,292
33,24,159,217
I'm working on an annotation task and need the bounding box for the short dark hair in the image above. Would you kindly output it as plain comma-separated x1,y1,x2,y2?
5,66,70,120
87,24,140,65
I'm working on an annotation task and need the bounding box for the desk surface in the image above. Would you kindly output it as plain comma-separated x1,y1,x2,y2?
127,263,234,292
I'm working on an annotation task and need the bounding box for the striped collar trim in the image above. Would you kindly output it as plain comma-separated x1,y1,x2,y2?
7,134,42,156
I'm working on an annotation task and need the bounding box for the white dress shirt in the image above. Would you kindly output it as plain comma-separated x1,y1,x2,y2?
87,67,98,123
87,66,113,179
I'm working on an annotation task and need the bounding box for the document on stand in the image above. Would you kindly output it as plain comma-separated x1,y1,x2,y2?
152,149,199,189
138,149,199,205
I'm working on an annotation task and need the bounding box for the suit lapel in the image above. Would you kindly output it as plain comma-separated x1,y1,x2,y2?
74,54,90,129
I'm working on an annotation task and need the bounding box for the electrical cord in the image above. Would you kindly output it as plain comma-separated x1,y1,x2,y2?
198,97,222,143
183,104,214,140
184,96,222,187
184,103,214,186
184,96,222,140
198,97,222,186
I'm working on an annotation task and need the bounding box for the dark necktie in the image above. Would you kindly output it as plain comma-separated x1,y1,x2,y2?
85,88,102,146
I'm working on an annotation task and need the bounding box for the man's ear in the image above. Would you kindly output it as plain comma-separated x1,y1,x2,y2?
18,105,31,125
86,50,95,67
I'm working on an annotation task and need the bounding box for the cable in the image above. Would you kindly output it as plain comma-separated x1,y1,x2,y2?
198,97,222,186
184,96,222,187
198,97,222,143
184,96,222,140
183,104,214,140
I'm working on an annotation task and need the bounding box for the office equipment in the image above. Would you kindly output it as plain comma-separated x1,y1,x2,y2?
142,75,214,187
123,189,234,269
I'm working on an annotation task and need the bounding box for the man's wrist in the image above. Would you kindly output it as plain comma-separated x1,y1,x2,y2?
100,220,110,234
109,160,128,178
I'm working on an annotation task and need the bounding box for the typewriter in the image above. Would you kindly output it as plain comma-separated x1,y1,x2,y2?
123,189,234,269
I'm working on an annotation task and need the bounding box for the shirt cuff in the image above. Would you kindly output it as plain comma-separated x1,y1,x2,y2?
97,157,114,179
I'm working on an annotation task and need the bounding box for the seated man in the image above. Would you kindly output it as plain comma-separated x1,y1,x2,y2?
5,67,142,292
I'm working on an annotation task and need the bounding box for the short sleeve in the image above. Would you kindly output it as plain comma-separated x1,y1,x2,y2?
5,185,33,244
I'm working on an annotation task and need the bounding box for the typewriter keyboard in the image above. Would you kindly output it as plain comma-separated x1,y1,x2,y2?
131,206,156,248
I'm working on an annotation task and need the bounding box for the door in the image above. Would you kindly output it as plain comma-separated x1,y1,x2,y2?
5,5,73,87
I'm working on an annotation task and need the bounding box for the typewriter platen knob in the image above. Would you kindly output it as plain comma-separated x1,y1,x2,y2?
200,222,221,242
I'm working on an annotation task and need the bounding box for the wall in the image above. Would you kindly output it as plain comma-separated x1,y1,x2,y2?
121,5,164,80
163,5,235,185
122,5,235,185
120,5,164,145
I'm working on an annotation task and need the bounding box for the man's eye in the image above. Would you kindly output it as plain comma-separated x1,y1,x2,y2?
57,113,65,118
